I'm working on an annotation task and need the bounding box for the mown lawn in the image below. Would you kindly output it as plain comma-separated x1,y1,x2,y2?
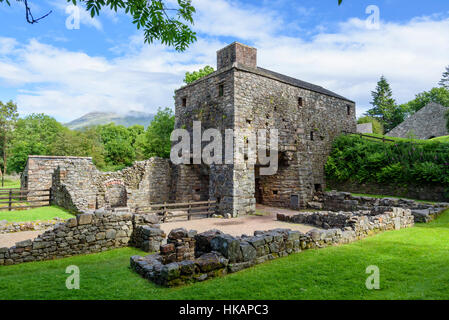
0,205,75,222
0,178,20,189
1,210,449,300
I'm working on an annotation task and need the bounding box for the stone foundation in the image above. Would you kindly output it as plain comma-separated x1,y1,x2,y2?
317,191,449,223
326,180,449,203
130,206,414,287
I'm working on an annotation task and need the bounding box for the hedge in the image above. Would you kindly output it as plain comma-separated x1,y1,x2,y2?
325,135,449,187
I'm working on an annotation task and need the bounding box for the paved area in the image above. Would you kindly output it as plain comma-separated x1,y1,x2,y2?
0,230,46,248
0,205,315,248
161,204,317,237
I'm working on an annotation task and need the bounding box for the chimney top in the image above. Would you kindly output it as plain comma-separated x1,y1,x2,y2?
217,42,257,70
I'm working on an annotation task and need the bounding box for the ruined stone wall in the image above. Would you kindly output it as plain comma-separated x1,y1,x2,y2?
327,180,449,203
320,191,449,223
52,157,172,213
20,156,93,191
170,164,209,202
277,208,414,237
0,210,165,266
131,206,413,287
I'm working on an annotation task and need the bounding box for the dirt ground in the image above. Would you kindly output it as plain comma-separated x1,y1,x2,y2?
161,204,316,237
0,230,46,248
0,205,315,248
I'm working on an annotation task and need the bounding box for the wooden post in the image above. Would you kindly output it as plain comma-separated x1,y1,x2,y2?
207,200,211,217
188,200,191,221
49,188,52,205
8,189,12,211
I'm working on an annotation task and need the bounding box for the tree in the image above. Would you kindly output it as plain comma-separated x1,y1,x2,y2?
401,87,449,114
365,76,405,132
0,101,18,186
439,65,449,89
357,116,384,135
97,123,136,168
0,0,197,51
184,66,215,84
9,113,66,173
143,107,174,158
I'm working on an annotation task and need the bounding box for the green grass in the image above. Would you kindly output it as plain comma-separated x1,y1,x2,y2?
1,210,449,300
0,205,75,222
0,178,20,189
431,135,449,143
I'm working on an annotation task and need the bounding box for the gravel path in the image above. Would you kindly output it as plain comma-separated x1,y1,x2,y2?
0,205,315,248
161,205,317,237
0,230,46,248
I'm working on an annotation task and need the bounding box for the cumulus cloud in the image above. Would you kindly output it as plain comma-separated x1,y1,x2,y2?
0,0,448,121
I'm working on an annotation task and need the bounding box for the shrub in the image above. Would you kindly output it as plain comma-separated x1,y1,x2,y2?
325,135,449,187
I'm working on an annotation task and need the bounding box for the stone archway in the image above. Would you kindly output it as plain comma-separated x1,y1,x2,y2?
104,179,127,208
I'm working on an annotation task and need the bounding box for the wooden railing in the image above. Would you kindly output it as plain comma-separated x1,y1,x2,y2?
0,188,51,211
342,131,395,143
136,200,217,222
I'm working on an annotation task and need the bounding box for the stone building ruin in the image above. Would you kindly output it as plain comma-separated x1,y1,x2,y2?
20,42,356,216
174,42,356,215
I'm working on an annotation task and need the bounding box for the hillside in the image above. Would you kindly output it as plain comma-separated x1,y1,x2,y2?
65,111,155,130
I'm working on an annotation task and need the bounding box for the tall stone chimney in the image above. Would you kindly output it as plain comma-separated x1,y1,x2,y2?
216,42,257,70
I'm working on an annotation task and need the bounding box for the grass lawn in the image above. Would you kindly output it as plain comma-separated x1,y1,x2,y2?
0,178,20,189
0,205,75,222
1,210,449,300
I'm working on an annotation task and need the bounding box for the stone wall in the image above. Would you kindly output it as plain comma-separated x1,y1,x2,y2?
51,157,172,213
130,206,413,287
277,207,414,237
0,209,164,266
20,156,93,191
174,42,357,216
327,180,449,203
318,191,449,223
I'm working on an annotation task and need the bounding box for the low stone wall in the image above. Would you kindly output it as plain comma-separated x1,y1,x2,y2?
277,207,414,238
0,218,66,234
0,209,164,266
326,180,449,203
318,191,449,223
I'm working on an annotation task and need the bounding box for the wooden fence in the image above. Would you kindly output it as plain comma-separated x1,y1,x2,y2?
136,200,217,222
0,188,51,211
342,131,395,143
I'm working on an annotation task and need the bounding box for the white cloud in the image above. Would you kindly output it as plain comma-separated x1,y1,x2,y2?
1,0,449,121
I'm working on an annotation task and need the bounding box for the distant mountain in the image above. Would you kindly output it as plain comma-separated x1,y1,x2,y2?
65,111,155,130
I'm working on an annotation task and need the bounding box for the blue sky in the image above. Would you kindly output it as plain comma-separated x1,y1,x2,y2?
0,0,448,122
